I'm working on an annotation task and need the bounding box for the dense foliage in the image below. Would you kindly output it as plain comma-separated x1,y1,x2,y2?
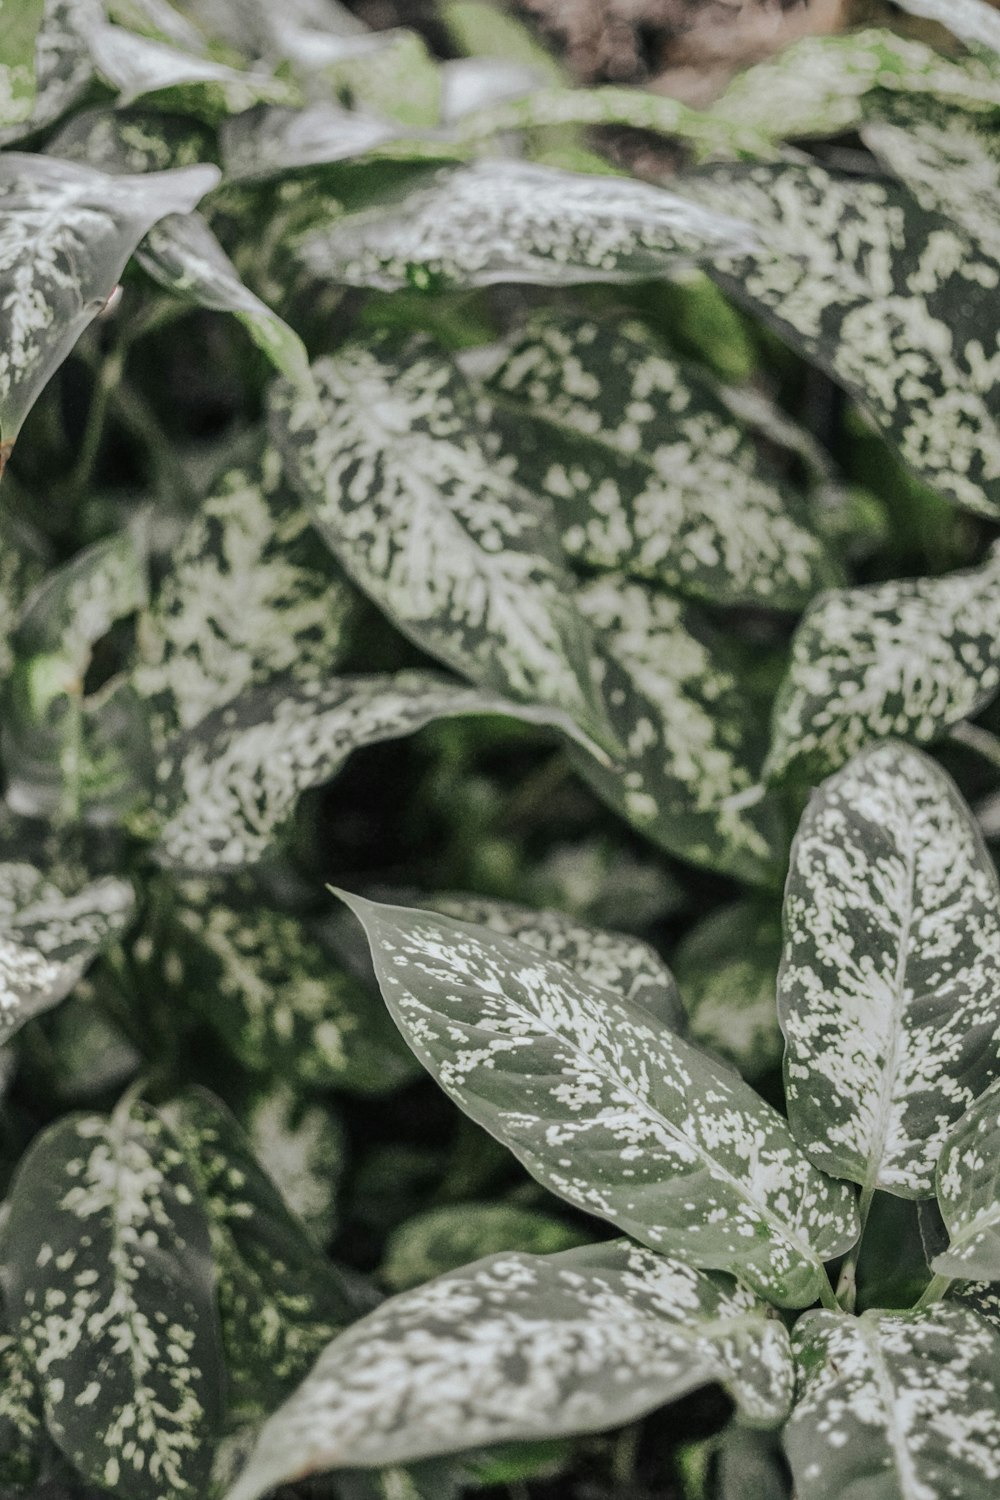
4,0,1000,1496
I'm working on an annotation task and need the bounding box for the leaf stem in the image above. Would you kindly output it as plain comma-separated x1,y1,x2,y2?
818,1274,841,1313
915,1272,953,1310
836,1182,875,1313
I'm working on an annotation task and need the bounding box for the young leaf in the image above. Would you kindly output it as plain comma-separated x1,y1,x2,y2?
0,153,219,447
778,742,1000,1198
163,1089,358,1426
892,0,1000,53
135,452,358,740
225,1240,794,1500
150,670,603,871
570,575,784,887
0,862,133,1043
420,892,684,1030
486,315,837,610
675,901,783,1081
337,893,859,1307
0,1097,223,1499
785,1307,1000,1499
0,0,46,128
269,340,613,752
933,1080,1000,1279
684,162,1000,519
381,1203,589,1291
765,546,1000,783
296,160,757,292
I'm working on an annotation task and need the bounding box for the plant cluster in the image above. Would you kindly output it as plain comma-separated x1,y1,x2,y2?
3,0,1000,1497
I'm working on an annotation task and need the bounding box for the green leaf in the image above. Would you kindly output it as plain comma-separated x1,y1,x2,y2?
150,670,604,871
486,314,837,609
0,1096,223,1499
269,340,613,752
419,891,684,1030
242,1081,345,1243
88,21,297,118
778,742,1000,1198
225,1240,794,1500
675,901,783,1081
0,861,133,1043
219,102,404,182
765,546,1000,783
0,1321,46,1487
0,504,46,685
305,28,443,128
892,0,1000,52
933,1079,1000,1278
0,0,45,128
0,0,98,149
684,161,1000,519
785,1307,1000,1499
338,892,859,1307
0,153,219,447
295,160,758,292
163,1088,357,1427
381,1203,589,1291
48,103,216,173
570,575,784,886
135,452,358,742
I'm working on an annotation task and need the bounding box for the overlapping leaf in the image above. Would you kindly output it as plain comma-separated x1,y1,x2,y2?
0,862,133,1043
932,1080,1000,1278
302,27,443,128
785,1307,1000,1499
765,545,1000,782
219,102,403,182
382,1203,588,1292
893,0,1000,52
48,104,216,173
269,340,613,751
242,1082,346,1242
151,670,603,870
0,153,219,447
225,1240,794,1500
0,1097,223,1499
0,0,45,128
423,891,683,1029
0,0,99,148
675,902,783,1080
486,314,836,609
778,743,1000,1198
0,1320,45,1487
163,1089,357,1426
296,160,757,292
684,161,1000,518
87,21,296,118
570,575,783,886
339,893,858,1306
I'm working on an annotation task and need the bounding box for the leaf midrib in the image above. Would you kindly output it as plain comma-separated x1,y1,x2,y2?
857,1318,926,1500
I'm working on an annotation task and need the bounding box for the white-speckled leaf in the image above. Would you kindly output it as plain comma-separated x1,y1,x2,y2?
765,546,1000,783
779,742,1000,1198
684,162,1000,519
950,1280,1000,1334
220,102,402,182
486,314,836,609
893,0,1000,52
381,1203,588,1292
151,670,599,871
163,1088,357,1426
0,153,219,444
242,1082,345,1243
0,862,133,1043
933,1079,1000,1278
0,0,45,127
225,1239,794,1500
296,160,757,292
675,901,783,1081
338,892,859,1307
88,21,296,117
47,103,216,173
134,451,358,741
0,1321,45,1487
0,1097,223,1499
570,575,784,887
269,341,613,753
0,0,99,148
136,213,311,384
785,1307,1000,1499
421,892,684,1030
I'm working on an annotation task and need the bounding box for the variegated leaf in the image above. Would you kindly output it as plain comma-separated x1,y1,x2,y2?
225,1240,794,1500
300,27,443,128
220,102,402,182
163,1089,357,1426
933,1079,1000,1279
134,451,358,742
0,1097,223,1499
708,28,1000,143
105,0,210,51
421,891,684,1029
0,505,46,684
0,862,133,1043
764,546,1000,782
0,0,98,148
684,161,1000,519
0,1320,45,1486
338,893,859,1307
0,0,45,128
48,104,216,173
675,901,783,1081
778,742,1000,1198
571,575,784,887
893,0,1000,53
150,670,601,871
242,1082,345,1243
785,1307,1000,1500
0,153,219,447
269,341,613,752
382,1203,589,1292
87,20,296,118
296,160,757,292
486,314,836,610
951,1280,1000,1335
